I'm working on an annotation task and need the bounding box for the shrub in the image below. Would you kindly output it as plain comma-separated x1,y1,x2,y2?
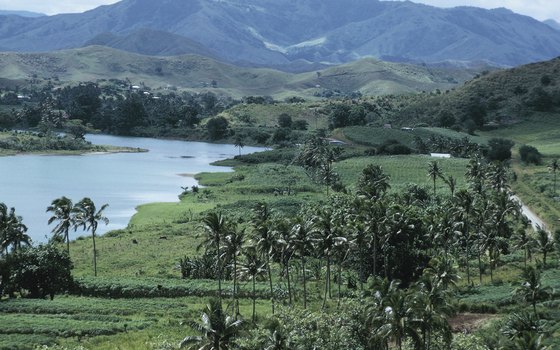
518,145,542,165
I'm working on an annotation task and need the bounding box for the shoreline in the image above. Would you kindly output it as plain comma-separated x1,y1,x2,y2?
0,146,148,157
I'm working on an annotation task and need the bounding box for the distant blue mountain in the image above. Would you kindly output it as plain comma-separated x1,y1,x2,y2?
0,0,559,68
0,10,45,18
544,19,560,31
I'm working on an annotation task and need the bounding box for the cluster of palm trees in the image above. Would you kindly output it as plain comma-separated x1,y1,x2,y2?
1,197,108,277
46,196,109,276
0,204,31,255
194,155,546,324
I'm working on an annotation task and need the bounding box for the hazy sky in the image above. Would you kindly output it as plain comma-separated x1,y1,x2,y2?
0,0,558,22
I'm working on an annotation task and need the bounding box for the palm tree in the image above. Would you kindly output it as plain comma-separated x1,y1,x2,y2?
73,198,109,277
534,226,554,267
514,224,535,268
311,205,340,308
272,218,294,305
422,254,459,291
548,158,559,195
1,207,31,254
46,196,74,254
502,311,547,341
443,175,457,197
252,202,276,314
0,203,7,256
483,191,519,281
234,135,245,156
427,161,443,197
199,212,230,299
487,162,510,192
453,190,475,284
357,164,391,200
221,225,244,317
290,215,314,309
374,283,421,350
514,266,552,316
180,298,243,349
466,156,487,195
239,246,266,322
414,276,453,350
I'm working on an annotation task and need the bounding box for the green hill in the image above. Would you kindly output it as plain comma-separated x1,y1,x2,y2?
0,46,475,99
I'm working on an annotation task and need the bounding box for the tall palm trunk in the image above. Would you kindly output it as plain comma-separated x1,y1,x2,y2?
266,255,275,314
337,262,343,308
302,255,307,309
285,258,292,305
373,232,378,277
217,244,222,300
233,255,238,317
65,228,70,255
359,246,364,291
92,228,97,277
322,255,331,309
252,274,256,322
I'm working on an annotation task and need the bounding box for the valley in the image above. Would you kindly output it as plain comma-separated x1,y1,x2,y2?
1,1,560,350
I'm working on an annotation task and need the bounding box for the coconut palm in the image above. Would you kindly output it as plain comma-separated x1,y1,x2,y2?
453,189,475,284
501,311,547,341
46,196,74,254
513,217,535,268
272,218,294,305
414,276,453,350
73,198,109,277
199,212,230,299
443,175,457,197
290,215,314,309
239,246,266,322
514,266,552,316
427,161,443,197
311,205,341,308
252,202,276,314
1,207,31,254
357,164,391,200
374,283,421,350
548,158,559,195
221,224,244,317
180,298,243,349
534,226,554,267
0,203,10,256
487,162,510,192
466,156,487,195
422,254,459,291
234,135,244,156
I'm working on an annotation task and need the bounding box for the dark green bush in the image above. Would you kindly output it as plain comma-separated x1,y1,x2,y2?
519,145,542,165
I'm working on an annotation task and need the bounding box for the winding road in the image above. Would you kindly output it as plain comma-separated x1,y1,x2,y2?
512,195,547,231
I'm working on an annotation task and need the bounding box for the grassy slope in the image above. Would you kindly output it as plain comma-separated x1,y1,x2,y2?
478,113,560,230
0,46,472,99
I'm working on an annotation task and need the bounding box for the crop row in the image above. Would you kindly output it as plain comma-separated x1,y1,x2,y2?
0,313,151,338
72,276,271,299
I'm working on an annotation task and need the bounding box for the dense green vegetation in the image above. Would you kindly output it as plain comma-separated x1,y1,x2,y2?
1,57,560,350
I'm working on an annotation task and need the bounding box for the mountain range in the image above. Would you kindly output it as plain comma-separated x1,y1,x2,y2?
0,10,45,18
0,0,559,70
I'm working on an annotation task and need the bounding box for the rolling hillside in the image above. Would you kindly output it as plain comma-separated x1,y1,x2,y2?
0,46,476,98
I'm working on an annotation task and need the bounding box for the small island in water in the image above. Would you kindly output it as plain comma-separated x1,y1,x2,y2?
0,130,146,156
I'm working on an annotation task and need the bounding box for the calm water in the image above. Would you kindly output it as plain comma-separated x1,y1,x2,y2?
0,134,264,242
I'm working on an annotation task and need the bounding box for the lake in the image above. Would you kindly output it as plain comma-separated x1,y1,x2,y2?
0,134,264,243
